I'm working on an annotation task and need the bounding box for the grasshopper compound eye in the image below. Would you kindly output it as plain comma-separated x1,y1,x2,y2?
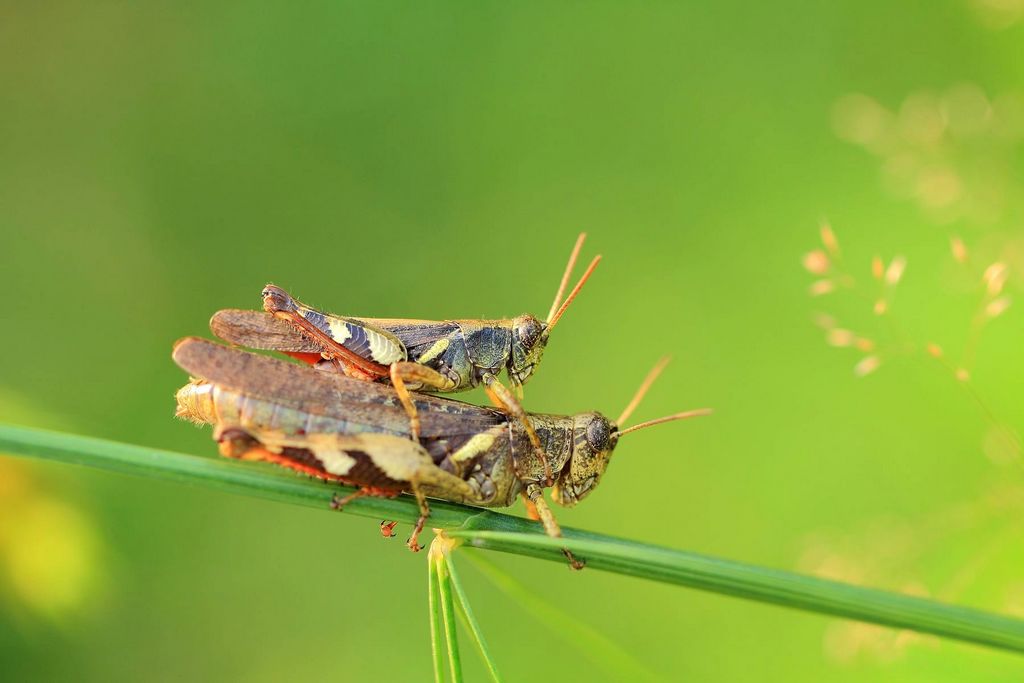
585,416,612,452
513,315,543,349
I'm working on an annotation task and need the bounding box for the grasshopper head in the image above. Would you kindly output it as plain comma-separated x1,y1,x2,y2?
551,412,619,507
552,358,712,507
508,314,548,387
509,234,601,390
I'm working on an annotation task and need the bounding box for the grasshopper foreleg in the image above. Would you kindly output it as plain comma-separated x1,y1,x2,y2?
483,375,553,485
388,361,458,440
520,491,541,521
526,483,585,570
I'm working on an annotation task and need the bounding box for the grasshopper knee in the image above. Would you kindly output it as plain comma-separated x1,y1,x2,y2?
215,427,259,459
261,284,297,313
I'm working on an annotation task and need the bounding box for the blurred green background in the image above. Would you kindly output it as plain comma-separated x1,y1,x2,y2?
2,1,1024,680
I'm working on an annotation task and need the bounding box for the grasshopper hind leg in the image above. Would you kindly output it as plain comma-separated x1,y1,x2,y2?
214,426,486,557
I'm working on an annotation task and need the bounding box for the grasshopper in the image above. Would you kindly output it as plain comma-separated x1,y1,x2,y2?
173,337,708,565
208,234,600,485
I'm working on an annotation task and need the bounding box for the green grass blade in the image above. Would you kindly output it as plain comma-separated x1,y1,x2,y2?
450,530,1024,654
0,424,503,528
434,553,463,683
445,554,505,683
428,552,446,683
3,424,1024,655
465,551,663,682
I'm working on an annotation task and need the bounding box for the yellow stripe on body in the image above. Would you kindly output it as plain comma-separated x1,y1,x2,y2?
449,431,498,466
306,435,358,476
309,433,432,480
415,337,450,365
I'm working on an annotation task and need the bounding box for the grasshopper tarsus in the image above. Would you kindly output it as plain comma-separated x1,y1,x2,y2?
564,550,586,571
525,484,581,568
405,485,431,553
330,488,370,511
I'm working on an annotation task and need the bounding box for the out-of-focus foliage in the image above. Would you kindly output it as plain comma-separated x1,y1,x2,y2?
1,2,1022,680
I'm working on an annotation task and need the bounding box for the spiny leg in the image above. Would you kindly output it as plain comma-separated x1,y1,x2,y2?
525,483,585,570
484,375,552,485
405,459,498,552
389,361,458,441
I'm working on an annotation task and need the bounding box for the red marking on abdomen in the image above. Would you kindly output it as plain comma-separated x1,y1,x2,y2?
235,446,406,497
284,351,324,366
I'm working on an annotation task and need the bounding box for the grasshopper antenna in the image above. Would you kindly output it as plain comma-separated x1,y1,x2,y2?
615,356,712,434
616,355,672,426
546,233,588,323
616,409,713,437
545,254,602,334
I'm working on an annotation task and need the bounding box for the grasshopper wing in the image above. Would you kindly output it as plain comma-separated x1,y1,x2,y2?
210,309,322,353
173,337,504,438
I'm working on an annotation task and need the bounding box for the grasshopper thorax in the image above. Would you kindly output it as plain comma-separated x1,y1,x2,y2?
508,314,548,387
551,411,619,507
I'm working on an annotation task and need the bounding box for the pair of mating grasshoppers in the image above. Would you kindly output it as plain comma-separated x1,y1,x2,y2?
174,235,707,567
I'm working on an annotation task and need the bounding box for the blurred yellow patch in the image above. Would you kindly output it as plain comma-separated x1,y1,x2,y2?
2,494,101,617
0,390,104,619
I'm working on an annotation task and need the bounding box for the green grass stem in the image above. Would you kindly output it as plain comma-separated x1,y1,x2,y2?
428,551,445,683
445,552,505,683
434,552,463,683
464,551,663,681
3,424,1024,655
